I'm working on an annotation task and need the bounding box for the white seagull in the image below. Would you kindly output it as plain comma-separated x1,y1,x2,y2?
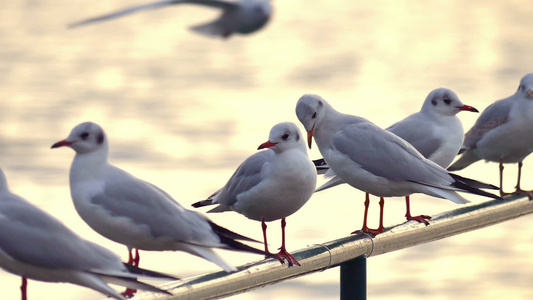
192,122,317,266
295,94,500,234
449,73,533,199
0,168,177,300
312,88,479,231
51,122,267,275
68,0,273,38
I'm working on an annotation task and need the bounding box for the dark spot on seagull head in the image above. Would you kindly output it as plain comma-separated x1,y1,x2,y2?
295,132,300,141
97,132,104,145
431,98,437,106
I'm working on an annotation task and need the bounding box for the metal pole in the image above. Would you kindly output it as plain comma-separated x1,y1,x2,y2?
340,256,366,300
133,194,533,300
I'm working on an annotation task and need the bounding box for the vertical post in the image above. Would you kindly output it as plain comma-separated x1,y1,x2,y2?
340,255,366,300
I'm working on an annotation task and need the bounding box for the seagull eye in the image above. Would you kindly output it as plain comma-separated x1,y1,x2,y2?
312,112,317,119
80,132,89,140
443,98,451,105
282,133,290,140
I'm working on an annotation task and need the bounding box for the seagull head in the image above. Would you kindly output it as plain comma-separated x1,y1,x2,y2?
257,122,307,154
51,122,108,155
518,73,533,99
422,88,478,116
295,94,328,149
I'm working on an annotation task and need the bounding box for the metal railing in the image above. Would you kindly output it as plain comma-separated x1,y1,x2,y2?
134,193,533,300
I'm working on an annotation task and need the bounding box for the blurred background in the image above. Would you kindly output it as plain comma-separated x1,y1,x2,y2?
1,0,532,299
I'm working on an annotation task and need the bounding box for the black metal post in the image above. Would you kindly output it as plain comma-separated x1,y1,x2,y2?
340,255,366,300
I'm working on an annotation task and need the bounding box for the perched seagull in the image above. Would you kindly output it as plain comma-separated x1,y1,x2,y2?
51,121,268,274
192,122,317,266
68,0,273,38
449,73,533,199
0,168,177,300
295,94,501,234
312,88,479,229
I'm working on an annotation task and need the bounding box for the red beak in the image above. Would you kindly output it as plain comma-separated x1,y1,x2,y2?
51,140,73,149
457,105,479,113
258,141,277,150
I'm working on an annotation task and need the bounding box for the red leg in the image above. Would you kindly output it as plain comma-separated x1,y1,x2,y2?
513,161,533,199
133,249,140,267
122,249,140,298
404,195,431,225
127,248,134,265
499,159,506,196
262,217,285,265
352,193,383,235
374,197,385,234
262,217,271,256
275,218,300,267
499,161,532,199
21,277,27,300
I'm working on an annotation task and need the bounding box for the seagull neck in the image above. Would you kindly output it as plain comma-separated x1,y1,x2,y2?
71,149,109,178
314,109,347,148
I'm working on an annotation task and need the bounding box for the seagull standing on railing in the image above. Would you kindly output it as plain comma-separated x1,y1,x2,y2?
68,0,273,38
449,73,533,199
192,122,317,267
0,168,177,300
311,88,479,232
296,94,501,235
51,122,268,277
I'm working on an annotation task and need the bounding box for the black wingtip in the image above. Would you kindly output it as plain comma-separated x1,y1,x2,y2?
208,221,260,243
122,263,180,281
449,174,502,200
191,199,212,208
218,234,267,256
208,221,266,256
449,173,499,190
312,158,327,167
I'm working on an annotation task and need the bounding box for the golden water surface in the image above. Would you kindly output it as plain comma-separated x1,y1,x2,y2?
1,1,532,299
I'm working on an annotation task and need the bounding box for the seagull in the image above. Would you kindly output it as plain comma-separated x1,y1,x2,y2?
449,73,533,199
51,121,268,275
192,122,317,266
295,94,501,234
0,168,177,300
68,0,273,38
312,88,479,229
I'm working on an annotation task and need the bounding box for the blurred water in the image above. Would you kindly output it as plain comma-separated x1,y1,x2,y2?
1,0,532,299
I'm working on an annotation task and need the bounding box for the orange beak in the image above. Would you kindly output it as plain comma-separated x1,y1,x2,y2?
307,125,315,149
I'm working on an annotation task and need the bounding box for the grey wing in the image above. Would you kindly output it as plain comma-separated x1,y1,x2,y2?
387,117,442,159
68,0,177,28
178,0,238,9
0,195,120,271
95,174,220,246
68,0,237,28
214,150,273,206
463,98,511,149
332,122,450,184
